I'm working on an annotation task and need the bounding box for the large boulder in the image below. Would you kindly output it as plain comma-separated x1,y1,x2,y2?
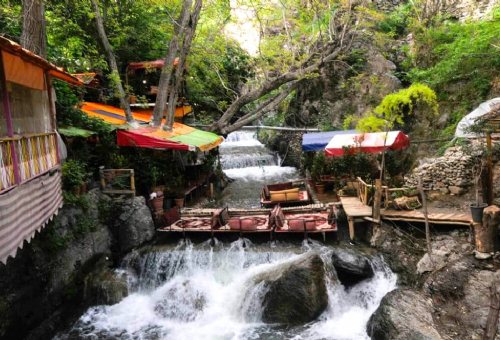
331,248,374,286
83,257,128,306
253,251,329,325
116,196,155,253
367,289,442,340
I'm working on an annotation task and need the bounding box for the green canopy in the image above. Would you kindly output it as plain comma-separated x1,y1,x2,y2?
58,127,96,138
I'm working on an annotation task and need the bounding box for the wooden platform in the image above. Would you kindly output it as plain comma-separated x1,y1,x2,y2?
381,209,472,226
339,195,473,240
340,196,373,217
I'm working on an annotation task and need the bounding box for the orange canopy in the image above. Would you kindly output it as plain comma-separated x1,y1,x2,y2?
0,36,82,86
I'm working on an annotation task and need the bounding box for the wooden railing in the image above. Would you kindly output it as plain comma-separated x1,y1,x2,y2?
0,139,15,191
99,168,135,197
356,177,416,208
0,132,58,192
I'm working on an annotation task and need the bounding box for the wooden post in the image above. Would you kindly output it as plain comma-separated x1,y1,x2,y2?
99,167,105,189
348,217,355,240
209,182,214,198
0,54,20,184
418,177,433,259
476,206,500,254
486,133,494,205
483,279,500,340
130,169,135,196
373,179,382,222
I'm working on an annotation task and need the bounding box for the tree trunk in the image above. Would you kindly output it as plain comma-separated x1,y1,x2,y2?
165,0,202,130
91,0,134,123
151,0,193,127
475,205,500,253
21,0,47,57
210,40,351,132
222,82,299,134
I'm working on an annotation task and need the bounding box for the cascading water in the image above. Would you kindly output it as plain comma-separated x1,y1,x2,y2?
215,131,299,208
59,240,396,340
58,130,397,339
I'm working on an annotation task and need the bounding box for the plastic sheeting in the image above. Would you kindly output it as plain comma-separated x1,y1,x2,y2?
302,130,356,151
455,98,500,138
325,130,410,157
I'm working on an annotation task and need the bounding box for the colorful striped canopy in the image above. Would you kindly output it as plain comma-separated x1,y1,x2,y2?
80,102,223,151
325,131,410,157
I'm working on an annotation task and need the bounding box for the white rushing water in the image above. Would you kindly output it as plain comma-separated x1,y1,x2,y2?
215,131,300,208
60,240,396,340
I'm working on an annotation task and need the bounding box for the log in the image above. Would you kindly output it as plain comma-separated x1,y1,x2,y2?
483,279,500,340
475,206,500,253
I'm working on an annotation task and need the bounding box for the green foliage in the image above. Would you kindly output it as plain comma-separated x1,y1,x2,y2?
63,191,90,210
356,83,438,132
310,150,375,181
377,3,412,37
408,13,500,94
62,159,87,190
0,0,21,39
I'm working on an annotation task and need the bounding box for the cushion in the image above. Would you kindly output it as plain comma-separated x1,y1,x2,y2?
211,207,229,229
275,206,285,229
269,188,300,202
228,218,241,230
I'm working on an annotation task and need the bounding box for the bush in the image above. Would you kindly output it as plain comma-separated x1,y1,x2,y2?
62,159,87,190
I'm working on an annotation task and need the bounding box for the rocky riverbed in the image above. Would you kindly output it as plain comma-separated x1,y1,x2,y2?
369,222,500,339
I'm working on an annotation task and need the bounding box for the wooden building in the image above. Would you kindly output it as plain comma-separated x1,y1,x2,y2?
0,36,80,264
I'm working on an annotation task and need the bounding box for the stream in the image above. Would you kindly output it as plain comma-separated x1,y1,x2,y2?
58,131,397,340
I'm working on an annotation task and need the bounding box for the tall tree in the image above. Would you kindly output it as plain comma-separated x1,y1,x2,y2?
20,0,46,57
91,0,134,124
151,0,193,127
165,0,203,130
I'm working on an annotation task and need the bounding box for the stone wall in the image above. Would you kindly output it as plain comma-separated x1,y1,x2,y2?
405,146,477,194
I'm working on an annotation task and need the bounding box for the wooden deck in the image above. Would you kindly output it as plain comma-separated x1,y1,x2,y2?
338,195,473,240
381,208,472,226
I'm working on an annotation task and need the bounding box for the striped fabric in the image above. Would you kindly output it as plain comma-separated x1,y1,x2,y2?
0,169,63,264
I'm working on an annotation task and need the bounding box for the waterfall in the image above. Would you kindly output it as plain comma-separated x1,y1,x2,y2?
215,131,298,208
59,240,396,340
219,131,278,169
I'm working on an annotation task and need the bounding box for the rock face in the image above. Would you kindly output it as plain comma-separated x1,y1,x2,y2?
84,258,128,306
424,256,500,339
416,235,471,274
331,248,374,286
0,189,154,339
116,196,156,253
256,251,329,325
367,289,442,340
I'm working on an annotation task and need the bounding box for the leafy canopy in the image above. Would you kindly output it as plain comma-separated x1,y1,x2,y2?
356,83,438,132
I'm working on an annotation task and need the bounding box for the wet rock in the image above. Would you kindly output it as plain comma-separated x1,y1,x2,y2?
367,289,442,340
331,248,374,286
255,251,329,325
84,259,128,305
116,196,155,253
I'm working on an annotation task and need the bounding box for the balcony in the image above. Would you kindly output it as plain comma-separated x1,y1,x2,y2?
0,132,58,192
